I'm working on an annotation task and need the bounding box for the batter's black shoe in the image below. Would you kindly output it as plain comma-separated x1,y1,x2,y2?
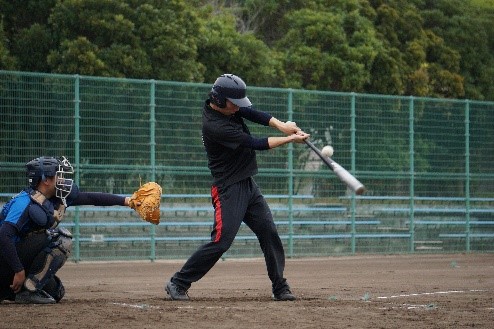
273,289,297,301
15,290,56,304
165,281,189,301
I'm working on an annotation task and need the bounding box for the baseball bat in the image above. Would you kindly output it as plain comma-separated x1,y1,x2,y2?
304,139,365,195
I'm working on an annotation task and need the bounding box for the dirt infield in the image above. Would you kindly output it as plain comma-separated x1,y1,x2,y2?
1,253,493,329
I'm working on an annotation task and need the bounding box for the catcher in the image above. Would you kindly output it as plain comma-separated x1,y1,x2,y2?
0,156,161,304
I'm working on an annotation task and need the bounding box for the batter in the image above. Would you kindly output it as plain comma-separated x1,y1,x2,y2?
165,74,309,301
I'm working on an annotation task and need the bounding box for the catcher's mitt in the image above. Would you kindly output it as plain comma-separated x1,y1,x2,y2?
129,182,162,225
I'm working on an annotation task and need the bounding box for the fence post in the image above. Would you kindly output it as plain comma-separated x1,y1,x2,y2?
287,89,294,257
408,96,415,253
465,100,471,252
73,74,81,262
350,93,357,253
149,80,157,261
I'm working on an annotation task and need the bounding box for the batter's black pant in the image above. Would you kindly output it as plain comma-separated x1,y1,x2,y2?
170,177,290,295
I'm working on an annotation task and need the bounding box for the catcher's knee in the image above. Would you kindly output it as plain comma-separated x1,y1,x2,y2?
24,228,72,292
47,227,73,256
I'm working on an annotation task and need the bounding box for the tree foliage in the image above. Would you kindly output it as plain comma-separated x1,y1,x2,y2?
45,0,205,80
0,18,16,70
196,7,282,85
0,0,493,100
276,2,381,91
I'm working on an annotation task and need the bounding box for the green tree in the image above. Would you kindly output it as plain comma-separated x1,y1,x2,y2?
0,0,55,70
47,0,205,80
47,37,108,76
276,2,381,91
370,0,465,98
0,0,56,35
236,0,307,43
0,18,16,70
196,8,283,86
130,0,205,81
12,23,53,72
1,0,493,100
420,0,494,100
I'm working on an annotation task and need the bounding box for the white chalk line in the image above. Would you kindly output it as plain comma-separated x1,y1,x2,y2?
112,302,249,310
112,289,490,311
377,303,437,310
376,289,489,310
376,289,488,299
112,302,162,310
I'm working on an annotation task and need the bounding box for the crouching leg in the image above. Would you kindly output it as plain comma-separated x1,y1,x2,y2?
16,227,72,304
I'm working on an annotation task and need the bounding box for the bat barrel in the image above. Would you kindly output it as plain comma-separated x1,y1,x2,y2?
355,185,365,195
332,162,365,195
304,139,365,195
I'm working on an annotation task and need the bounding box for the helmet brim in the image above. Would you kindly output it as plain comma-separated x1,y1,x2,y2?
227,96,251,107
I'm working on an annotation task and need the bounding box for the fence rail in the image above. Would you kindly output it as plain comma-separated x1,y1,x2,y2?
0,70,493,260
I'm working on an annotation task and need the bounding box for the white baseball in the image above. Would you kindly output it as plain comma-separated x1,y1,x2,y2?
321,145,334,157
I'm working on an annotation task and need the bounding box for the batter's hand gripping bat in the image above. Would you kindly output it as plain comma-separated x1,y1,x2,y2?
304,139,365,195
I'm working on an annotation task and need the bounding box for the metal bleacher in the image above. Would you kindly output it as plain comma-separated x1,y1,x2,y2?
2,193,493,260
57,193,390,260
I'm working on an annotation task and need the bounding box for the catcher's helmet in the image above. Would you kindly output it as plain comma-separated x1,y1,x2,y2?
26,156,74,204
209,74,251,108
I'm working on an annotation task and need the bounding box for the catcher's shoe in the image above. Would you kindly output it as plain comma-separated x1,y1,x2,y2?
15,289,56,304
165,281,189,301
272,288,297,301
0,291,15,303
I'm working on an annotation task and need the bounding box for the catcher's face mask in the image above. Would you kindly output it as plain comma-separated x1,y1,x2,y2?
55,156,74,206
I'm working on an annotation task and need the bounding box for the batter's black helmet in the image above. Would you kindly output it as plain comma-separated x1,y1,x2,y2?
209,74,251,108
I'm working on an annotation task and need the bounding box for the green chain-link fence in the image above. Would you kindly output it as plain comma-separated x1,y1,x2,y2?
1,70,493,261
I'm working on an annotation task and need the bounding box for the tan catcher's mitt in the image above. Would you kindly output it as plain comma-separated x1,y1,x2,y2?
129,182,162,225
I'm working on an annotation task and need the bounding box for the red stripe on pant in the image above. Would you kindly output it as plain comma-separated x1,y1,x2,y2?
211,185,222,242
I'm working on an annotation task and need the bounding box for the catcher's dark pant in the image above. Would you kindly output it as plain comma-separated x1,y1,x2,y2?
171,177,290,295
0,231,64,302
0,231,49,301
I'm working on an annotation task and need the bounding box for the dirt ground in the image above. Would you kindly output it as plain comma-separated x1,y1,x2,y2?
1,253,493,329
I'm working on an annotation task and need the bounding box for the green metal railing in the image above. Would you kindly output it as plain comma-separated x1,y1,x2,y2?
1,70,493,260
